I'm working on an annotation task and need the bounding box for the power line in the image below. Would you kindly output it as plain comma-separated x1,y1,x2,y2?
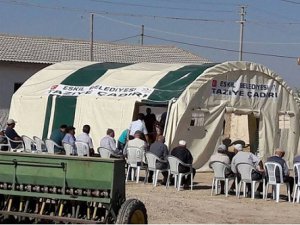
0,0,235,23
280,0,300,4
89,0,235,13
111,34,140,43
97,14,300,45
144,34,298,59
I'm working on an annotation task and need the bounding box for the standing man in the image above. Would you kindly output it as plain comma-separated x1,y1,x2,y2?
267,148,294,197
5,119,22,149
148,135,169,184
76,125,94,156
144,108,156,143
100,128,122,155
171,140,196,188
50,124,67,146
128,113,149,143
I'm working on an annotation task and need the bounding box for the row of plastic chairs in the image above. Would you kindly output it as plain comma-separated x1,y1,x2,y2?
125,147,194,191
209,161,298,203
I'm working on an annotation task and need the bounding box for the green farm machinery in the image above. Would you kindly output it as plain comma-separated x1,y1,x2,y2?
0,152,147,223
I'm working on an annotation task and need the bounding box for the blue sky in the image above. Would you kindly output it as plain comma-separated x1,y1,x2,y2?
0,0,300,88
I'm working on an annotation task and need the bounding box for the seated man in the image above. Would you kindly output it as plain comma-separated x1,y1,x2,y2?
62,126,76,153
5,119,22,149
125,130,147,156
148,135,169,185
76,125,94,156
267,148,294,197
171,140,196,188
231,144,264,197
209,144,233,194
100,128,122,156
50,124,67,147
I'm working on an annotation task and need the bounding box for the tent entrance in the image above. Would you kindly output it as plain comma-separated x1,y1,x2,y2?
132,102,168,143
223,112,259,154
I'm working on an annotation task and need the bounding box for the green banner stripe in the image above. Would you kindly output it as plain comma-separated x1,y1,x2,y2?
50,63,131,133
42,95,53,139
147,63,216,102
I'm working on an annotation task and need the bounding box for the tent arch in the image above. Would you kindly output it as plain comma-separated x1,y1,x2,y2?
165,61,300,169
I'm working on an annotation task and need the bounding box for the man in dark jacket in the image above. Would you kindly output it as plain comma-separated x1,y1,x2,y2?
171,140,196,187
148,135,169,184
267,148,293,195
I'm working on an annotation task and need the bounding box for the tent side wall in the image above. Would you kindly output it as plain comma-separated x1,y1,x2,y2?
165,61,300,169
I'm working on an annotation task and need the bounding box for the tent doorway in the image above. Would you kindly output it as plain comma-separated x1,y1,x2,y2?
223,112,259,154
132,102,168,143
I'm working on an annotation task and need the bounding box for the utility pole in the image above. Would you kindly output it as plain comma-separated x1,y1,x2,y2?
238,6,246,61
141,24,144,46
90,13,94,61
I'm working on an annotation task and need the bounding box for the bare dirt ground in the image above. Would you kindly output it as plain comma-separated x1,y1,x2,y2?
126,172,300,224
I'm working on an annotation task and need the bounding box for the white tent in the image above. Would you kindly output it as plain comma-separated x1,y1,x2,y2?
9,60,300,169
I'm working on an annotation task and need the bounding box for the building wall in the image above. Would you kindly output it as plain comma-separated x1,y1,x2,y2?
0,61,49,109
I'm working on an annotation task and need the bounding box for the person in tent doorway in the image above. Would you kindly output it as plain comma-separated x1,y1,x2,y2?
76,125,94,156
128,113,149,143
144,107,157,143
171,140,196,189
50,124,67,147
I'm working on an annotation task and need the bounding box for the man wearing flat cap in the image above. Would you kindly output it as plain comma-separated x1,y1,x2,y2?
171,140,196,188
267,148,294,195
5,119,22,149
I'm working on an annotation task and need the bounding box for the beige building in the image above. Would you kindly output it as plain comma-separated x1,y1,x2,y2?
0,33,209,127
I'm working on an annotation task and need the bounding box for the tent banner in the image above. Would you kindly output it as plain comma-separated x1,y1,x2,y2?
48,84,154,98
210,75,278,99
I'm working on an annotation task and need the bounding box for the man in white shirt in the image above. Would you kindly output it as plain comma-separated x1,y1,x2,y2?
124,130,147,157
100,128,122,155
128,113,149,143
231,144,264,197
76,124,94,156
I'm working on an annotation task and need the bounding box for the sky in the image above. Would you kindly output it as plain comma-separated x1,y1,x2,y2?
0,0,300,88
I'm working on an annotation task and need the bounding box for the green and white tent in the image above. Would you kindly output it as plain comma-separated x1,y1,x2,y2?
9,60,300,169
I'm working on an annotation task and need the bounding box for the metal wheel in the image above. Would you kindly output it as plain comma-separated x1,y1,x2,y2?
116,199,147,224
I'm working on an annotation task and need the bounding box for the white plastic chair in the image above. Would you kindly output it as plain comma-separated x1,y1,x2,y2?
293,163,300,203
209,161,236,197
0,136,10,151
264,162,291,202
5,135,24,152
22,135,36,153
97,147,123,159
145,152,168,187
33,136,46,152
166,156,193,191
236,163,265,199
125,147,146,183
63,142,75,156
45,139,63,154
75,141,89,157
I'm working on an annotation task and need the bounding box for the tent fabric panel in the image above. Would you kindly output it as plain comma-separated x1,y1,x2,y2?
73,96,136,151
42,95,53,139
148,64,215,102
93,63,186,88
9,96,48,139
14,61,99,96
